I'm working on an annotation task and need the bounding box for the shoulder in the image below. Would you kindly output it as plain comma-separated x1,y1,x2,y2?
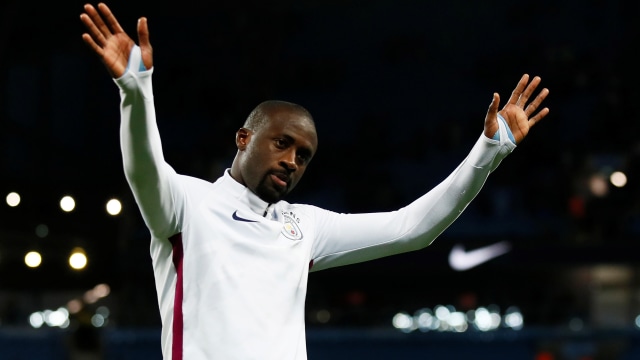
178,174,218,189
167,173,222,200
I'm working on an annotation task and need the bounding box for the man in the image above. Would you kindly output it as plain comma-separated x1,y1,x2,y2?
80,3,549,360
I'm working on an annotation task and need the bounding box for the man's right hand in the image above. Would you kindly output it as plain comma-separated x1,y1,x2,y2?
80,3,153,78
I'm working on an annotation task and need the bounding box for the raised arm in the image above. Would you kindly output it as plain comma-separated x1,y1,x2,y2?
81,3,179,238
310,74,550,270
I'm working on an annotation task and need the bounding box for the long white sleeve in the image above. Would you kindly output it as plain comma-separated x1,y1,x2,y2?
114,46,180,239
309,127,516,271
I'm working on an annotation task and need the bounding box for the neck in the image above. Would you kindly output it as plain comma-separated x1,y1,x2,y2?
229,162,245,187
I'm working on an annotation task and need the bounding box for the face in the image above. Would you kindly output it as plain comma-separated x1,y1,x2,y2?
234,108,318,203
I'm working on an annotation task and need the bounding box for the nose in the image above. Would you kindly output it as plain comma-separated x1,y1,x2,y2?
279,150,298,172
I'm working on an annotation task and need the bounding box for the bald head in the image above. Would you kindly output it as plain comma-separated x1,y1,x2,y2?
243,100,315,133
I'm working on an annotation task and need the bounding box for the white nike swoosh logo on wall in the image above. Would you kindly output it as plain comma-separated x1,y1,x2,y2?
448,241,511,271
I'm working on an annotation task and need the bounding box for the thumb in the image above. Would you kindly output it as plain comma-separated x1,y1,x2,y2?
484,93,500,138
488,92,500,116
137,17,153,69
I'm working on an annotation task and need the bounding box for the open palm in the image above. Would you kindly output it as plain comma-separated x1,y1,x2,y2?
484,74,550,144
80,3,152,78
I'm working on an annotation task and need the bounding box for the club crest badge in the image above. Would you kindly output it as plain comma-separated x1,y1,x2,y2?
281,212,303,241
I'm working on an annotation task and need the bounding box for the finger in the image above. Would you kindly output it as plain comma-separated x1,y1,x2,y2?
83,4,111,44
524,87,549,117
527,107,550,128
97,3,126,35
488,92,500,115
483,92,500,138
81,32,104,57
506,74,529,106
80,12,107,47
137,17,149,45
517,76,541,107
137,17,154,70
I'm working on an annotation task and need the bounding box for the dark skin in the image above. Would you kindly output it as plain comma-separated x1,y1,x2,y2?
231,104,318,203
80,3,549,203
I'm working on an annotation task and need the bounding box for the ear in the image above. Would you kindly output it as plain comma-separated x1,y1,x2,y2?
236,128,251,150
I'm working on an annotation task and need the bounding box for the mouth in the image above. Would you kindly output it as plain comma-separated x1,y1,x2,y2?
269,172,289,190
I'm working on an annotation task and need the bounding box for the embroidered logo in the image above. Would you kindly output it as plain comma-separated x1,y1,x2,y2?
232,210,258,223
281,212,303,240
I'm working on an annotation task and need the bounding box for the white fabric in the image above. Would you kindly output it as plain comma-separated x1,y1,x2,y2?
115,45,515,360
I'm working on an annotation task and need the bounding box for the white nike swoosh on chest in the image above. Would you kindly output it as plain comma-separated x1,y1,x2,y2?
448,241,511,271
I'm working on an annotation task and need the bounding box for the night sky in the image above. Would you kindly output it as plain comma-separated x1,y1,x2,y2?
2,0,640,328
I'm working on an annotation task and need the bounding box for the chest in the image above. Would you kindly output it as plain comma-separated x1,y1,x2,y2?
182,198,314,276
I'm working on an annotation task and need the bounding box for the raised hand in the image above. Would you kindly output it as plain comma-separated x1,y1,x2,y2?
80,3,153,78
484,74,550,144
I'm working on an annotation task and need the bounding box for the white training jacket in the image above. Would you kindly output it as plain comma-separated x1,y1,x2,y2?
115,46,516,360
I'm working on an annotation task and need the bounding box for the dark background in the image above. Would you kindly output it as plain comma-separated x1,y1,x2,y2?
2,0,640,331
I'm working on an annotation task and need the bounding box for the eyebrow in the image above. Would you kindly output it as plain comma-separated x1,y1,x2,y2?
281,134,315,157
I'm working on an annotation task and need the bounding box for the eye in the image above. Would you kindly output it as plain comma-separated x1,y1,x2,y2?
296,151,312,165
274,138,288,148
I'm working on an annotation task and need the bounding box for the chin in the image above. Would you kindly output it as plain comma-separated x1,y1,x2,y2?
256,188,284,204
255,177,290,203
